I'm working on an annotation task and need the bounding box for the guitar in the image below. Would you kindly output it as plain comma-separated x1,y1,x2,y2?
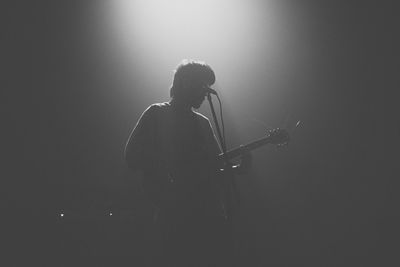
143,128,290,212
214,128,290,219
217,128,290,163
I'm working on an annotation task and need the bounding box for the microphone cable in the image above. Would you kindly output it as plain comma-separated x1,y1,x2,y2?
215,93,227,151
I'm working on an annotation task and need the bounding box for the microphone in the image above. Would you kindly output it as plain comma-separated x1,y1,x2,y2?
204,86,218,95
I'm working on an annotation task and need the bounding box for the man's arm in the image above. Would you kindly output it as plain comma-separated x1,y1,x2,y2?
204,119,252,174
125,105,158,172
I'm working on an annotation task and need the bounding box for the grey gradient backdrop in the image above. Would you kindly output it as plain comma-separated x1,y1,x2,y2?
3,1,399,266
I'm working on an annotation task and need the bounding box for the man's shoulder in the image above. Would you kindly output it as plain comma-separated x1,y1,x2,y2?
144,102,170,113
148,102,170,109
137,103,169,122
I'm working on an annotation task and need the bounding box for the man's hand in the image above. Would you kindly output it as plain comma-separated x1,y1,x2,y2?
234,150,252,174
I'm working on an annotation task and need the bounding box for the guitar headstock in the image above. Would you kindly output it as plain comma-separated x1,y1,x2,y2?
267,128,290,146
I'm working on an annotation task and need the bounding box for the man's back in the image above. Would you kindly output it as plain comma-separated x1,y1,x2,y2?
126,102,221,208
126,102,231,266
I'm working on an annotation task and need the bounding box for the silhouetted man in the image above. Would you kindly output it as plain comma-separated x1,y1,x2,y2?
125,59,251,267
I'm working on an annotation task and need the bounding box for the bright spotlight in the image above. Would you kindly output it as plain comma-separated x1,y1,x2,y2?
102,0,294,121
105,0,279,87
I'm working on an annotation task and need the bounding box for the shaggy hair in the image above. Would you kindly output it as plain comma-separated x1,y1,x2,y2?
170,59,215,98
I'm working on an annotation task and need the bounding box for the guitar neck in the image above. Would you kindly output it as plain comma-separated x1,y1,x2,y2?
217,135,272,162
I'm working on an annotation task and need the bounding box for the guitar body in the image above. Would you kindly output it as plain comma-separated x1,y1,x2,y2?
142,128,289,216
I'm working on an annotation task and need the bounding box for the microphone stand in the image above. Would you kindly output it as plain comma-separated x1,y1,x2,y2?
206,93,239,224
206,93,227,159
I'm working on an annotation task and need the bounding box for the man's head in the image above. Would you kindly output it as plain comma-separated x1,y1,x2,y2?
170,59,215,109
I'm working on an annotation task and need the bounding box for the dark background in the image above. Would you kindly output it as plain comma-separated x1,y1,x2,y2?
3,1,399,266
